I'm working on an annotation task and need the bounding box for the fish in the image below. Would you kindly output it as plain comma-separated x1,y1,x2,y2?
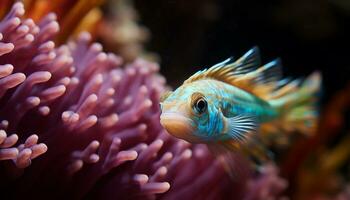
159,47,321,175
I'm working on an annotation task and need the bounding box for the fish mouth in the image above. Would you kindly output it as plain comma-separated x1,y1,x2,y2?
160,112,195,141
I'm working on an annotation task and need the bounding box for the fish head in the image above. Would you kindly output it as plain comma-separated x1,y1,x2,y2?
160,84,224,143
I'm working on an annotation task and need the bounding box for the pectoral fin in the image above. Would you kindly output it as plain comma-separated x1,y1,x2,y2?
224,115,258,142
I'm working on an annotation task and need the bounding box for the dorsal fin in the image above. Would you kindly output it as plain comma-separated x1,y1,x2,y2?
184,47,284,100
184,47,261,84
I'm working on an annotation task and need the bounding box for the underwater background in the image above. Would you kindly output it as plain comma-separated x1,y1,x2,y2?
0,0,349,199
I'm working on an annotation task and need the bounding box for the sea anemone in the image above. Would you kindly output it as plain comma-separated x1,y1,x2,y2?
0,2,288,200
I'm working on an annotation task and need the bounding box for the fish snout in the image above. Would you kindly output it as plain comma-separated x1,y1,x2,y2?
160,112,196,141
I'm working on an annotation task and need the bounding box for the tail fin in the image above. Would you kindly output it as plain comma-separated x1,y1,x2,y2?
269,71,322,136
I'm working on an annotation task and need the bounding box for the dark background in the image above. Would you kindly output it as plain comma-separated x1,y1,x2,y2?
134,0,350,104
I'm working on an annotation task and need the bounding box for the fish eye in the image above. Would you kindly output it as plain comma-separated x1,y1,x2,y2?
194,98,207,114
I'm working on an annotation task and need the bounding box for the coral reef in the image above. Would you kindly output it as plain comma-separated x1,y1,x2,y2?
0,2,288,200
98,0,155,62
244,164,288,200
20,0,104,43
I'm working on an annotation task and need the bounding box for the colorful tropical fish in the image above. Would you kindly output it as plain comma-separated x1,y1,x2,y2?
159,47,321,175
